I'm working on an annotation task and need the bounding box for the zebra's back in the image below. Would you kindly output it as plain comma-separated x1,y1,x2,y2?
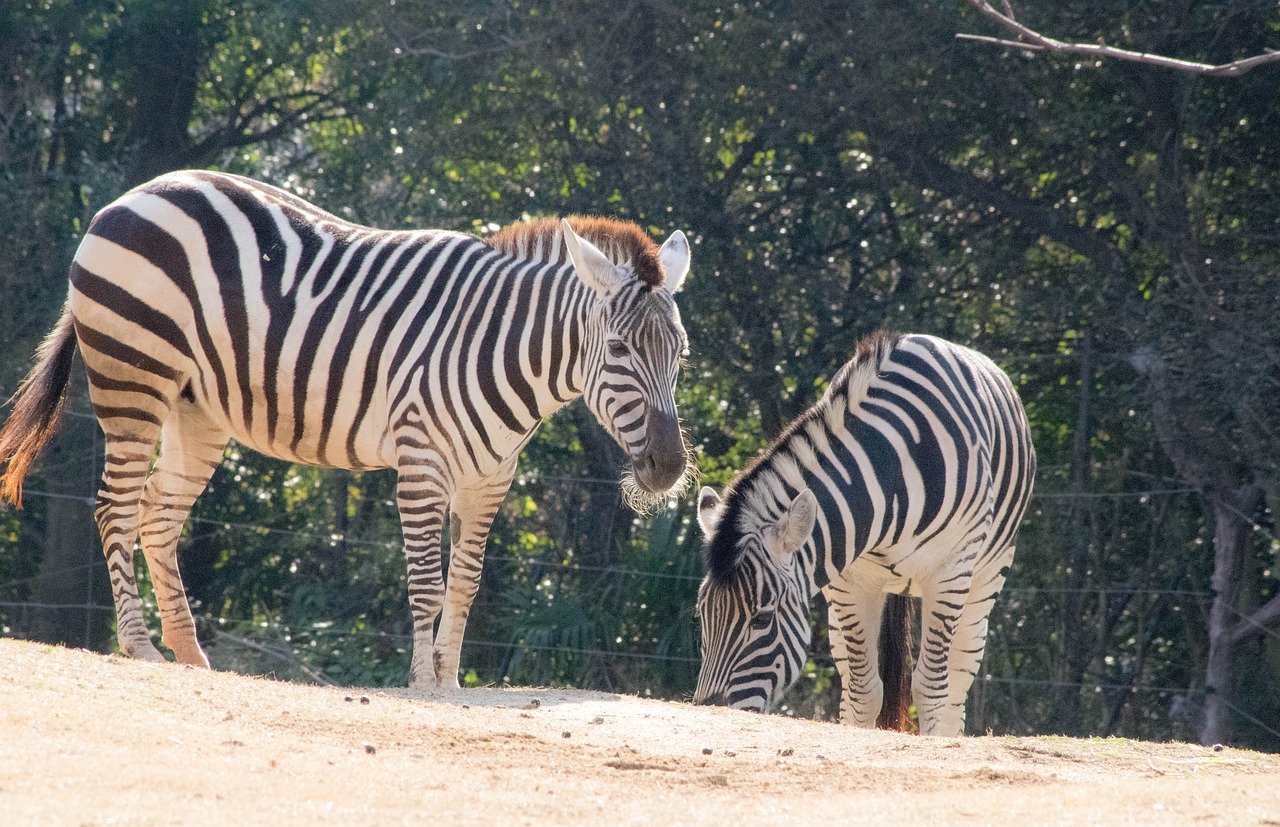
69,170,510,470
813,331,1035,582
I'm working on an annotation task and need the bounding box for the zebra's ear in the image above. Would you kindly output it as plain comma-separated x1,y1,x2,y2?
697,486,723,534
773,489,817,558
659,230,690,294
561,218,627,295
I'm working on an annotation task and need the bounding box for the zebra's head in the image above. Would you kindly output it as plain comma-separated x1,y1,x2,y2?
692,484,817,712
560,219,693,507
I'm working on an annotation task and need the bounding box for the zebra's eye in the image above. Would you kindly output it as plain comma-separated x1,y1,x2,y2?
750,610,774,630
607,340,630,359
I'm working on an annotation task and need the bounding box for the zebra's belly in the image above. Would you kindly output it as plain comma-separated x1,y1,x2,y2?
881,570,923,598
829,549,927,599
833,514,992,598
187,386,393,471
227,426,392,472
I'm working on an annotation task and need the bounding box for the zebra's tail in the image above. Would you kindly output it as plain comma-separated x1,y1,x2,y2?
0,307,78,507
876,592,915,732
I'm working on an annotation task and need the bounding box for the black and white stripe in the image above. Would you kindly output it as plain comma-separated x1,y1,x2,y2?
692,331,1035,735
0,170,694,687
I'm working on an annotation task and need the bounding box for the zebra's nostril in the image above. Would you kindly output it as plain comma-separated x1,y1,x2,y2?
697,692,728,707
636,447,686,493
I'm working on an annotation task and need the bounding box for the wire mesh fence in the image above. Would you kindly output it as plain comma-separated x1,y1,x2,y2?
2,431,1278,747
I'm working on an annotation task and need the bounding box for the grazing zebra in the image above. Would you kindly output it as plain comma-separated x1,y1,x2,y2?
0,170,695,688
693,331,1035,736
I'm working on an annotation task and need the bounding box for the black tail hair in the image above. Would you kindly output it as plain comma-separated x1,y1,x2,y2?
0,307,77,506
876,592,916,732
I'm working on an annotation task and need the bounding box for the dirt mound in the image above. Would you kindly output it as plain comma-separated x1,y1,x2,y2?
0,638,1275,825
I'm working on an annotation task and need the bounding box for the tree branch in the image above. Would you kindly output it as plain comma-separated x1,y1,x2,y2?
957,1,1280,77
1229,594,1280,646
390,36,530,62
864,130,1127,280
185,90,344,166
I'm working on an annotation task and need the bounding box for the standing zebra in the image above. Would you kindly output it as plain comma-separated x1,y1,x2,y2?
0,170,695,688
693,331,1035,736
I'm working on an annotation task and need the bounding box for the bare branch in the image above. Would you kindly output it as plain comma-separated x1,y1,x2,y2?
958,0,1280,77
390,34,530,62
184,90,345,167
380,3,533,64
1229,594,1280,646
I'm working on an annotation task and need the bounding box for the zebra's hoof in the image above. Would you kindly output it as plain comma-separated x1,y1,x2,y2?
122,642,166,663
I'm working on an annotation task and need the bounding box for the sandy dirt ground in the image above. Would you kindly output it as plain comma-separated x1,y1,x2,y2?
0,637,1277,826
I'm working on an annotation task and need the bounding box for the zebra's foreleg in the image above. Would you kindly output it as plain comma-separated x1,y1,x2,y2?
95,431,166,663
824,577,889,728
396,460,452,689
433,479,510,688
138,409,228,667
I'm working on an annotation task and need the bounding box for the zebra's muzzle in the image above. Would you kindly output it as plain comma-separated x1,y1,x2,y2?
695,690,728,707
633,410,687,493
694,688,767,713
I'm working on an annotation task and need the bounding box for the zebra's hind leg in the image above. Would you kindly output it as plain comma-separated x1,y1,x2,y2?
95,428,166,663
942,542,1017,732
433,474,514,689
396,455,453,689
912,561,976,737
137,406,229,667
824,574,889,728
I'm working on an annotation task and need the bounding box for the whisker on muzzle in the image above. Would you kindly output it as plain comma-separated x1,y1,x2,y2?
620,429,699,515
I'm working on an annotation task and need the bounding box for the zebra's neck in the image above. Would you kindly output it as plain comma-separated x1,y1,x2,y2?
466,241,598,427
376,231,600,475
731,442,827,595
725,341,898,592
477,225,609,423
478,214,667,426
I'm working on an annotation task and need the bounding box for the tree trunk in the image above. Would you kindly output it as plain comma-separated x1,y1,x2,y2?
121,2,203,185
1201,484,1264,746
570,404,632,569
1049,329,1095,734
1131,347,1266,746
24,405,112,652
